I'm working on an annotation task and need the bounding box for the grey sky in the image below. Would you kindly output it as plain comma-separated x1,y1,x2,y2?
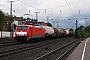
0,0,90,29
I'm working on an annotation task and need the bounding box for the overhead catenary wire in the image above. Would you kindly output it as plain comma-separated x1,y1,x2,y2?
17,0,52,21
17,0,50,16
1,0,85,16
6,0,88,25
70,0,79,11
17,0,84,18
70,0,83,20
65,0,76,16
17,0,83,17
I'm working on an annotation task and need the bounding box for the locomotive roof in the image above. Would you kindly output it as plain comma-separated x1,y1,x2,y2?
17,25,33,27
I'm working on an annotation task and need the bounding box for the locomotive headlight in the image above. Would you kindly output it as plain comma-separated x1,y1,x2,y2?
23,32,27,36
16,32,27,36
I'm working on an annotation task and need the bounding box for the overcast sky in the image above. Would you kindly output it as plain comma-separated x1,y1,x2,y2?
0,0,90,29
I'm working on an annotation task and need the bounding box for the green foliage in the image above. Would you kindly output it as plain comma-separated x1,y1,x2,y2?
68,28,73,31
46,23,52,27
75,25,90,38
77,26,84,30
0,10,15,31
0,11,4,23
0,11,5,30
76,30,85,38
84,25,90,33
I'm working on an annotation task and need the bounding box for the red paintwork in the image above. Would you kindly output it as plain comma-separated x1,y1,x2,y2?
31,26,45,37
15,25,45,39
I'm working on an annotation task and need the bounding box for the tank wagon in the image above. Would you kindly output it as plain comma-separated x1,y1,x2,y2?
53,28,70,37
53,28,60,37
42,26,54,37
69,30,75,36
64,29,70,37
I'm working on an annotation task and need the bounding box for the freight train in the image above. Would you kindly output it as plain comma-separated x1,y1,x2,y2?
15,24,74,42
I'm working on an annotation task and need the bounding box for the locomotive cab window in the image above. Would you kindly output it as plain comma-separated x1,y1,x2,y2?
17,26,28,30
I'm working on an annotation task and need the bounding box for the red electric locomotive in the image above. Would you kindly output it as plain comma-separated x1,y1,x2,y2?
15,25,45,42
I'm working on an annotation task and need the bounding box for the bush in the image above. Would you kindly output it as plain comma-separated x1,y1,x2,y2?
75,30,90,38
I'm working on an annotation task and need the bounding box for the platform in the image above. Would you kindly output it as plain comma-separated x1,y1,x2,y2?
66,38,90,60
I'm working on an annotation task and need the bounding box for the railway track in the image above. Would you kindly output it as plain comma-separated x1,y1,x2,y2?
0,38,69,59
34,40,81,60
0,37,81,60
0,41,20,48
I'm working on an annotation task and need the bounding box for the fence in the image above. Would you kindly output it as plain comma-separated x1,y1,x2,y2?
0,31,15,38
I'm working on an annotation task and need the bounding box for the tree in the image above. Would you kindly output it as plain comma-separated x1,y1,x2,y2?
0,10,5,30
84,25,90,33
46,23,52,27
68,28,73,31
0,10,15,31
77,26,84,30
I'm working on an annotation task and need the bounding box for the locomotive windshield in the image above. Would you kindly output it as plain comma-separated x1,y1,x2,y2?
17,26,28,30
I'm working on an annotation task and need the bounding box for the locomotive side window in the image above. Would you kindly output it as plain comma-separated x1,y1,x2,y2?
17,26,28,30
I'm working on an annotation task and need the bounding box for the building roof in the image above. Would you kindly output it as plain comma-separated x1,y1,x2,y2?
14,17,23,21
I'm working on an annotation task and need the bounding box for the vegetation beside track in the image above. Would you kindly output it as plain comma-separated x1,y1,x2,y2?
75,25,90,38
